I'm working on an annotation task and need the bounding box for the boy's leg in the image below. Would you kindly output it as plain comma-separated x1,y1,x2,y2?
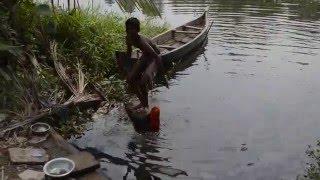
137,59,158,109
141,59,157,89
139,85,149,108
128,83,144,108
128,55,147,83
128,55,149,109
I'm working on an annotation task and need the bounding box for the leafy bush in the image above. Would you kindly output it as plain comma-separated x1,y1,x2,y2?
47,9,168,81
303,142,320,180
0,1,168,114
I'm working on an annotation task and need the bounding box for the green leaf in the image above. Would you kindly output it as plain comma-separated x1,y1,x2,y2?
0,42,22,57
45,20,57,35
36,4,52,16
0,42,15,51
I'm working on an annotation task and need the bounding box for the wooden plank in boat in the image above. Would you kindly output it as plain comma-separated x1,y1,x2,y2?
174,36,192,44
174,39,187,44
157,45,177,49
171,42,184,48
165,39,176,45
184,25,202,30
173,30,200,34
160,48,170,54
182,36,192,42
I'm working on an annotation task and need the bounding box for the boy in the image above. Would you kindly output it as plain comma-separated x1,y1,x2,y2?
125,17,167,110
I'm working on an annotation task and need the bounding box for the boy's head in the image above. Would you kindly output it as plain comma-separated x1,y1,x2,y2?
125,17,140,36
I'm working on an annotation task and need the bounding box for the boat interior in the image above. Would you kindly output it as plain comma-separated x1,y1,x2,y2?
132,13,206,58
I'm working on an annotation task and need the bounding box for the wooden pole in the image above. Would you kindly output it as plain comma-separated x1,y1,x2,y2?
51,0,54,10
67,0,70,11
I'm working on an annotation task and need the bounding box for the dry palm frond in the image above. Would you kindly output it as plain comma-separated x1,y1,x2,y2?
75,94,100,103
51,41,78,95
0,69,11,81
77,62,87,94
28,53,41,71
51,41,89,96
54,59,77,94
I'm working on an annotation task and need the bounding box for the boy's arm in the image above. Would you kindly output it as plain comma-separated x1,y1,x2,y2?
126,36,132,57
140,39,163,70
140,38,168,87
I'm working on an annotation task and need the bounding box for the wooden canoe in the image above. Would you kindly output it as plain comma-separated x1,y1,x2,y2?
115,7,212,76
131,6,213,63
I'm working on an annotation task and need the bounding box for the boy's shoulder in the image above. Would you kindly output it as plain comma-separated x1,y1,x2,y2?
138,34,150,40
139,35,154,45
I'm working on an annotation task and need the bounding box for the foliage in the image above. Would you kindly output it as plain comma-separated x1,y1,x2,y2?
51,10,126,79
39,7,168,102
303,142,320,180
0,0,168,132
45,8,168,81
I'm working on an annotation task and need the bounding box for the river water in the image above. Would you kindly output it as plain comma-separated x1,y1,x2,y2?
68,0,320,179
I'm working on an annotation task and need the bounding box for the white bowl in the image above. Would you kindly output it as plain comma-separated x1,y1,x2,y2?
30,122,51,135
43,158,75,178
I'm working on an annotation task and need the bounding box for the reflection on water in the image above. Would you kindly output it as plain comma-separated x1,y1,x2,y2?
71,0,320,179
71,106,189,179
114,0,162,17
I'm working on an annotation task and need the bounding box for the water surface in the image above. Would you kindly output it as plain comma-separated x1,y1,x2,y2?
70,0,320,179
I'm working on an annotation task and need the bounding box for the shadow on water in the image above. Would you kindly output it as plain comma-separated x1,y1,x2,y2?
167,38,208,78
152,38,208,88
74,135,188,179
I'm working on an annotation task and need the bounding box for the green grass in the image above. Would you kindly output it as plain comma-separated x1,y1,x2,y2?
47,9,168,81
0,1,168,118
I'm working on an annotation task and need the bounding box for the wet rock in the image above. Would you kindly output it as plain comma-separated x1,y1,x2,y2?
8,147,49,164
18,169,45,180
67,151,100,175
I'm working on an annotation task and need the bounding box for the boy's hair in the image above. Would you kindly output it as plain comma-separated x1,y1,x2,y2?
125,17,140,32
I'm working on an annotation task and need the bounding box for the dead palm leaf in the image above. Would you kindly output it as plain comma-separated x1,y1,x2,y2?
77,62,87,94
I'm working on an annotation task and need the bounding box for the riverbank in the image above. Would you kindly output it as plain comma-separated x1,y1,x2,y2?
0,1,167,178
0,0,168,136
0,126,105,179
